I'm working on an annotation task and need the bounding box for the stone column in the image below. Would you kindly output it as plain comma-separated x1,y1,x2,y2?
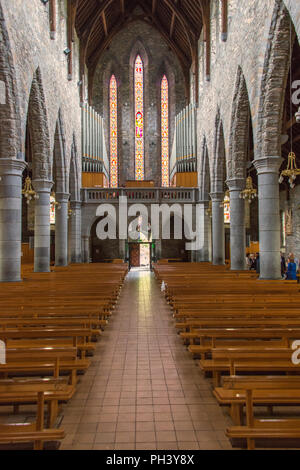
0,159,27,282
155,239,162,261
210,192,225,265
227,178,246,270
55,192,69,266
69,201,82,263
253,156,283,280
32,179,53,273
194,201,212,262
82,235,90,263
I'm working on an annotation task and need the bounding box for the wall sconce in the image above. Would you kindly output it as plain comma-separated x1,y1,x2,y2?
64,48,71,55
41,0,49,4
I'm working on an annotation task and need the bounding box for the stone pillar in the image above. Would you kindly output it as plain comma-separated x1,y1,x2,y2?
32,179,53,273
69,201,82,263
55,192,69,266
0,159,27,282
194,201,212,262
227,178,246,270
82,235,90,263
253,156,283,280
210,192,225,265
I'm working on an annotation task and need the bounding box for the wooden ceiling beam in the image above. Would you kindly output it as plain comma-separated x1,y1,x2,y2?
102,10,108,36
120,0,125,15
67,0,79,80
139,1,190,68
170,13,175,38
221,0,228,41
200,0,211,81
162,0,197,37
49,0,56,39
152,0,157,15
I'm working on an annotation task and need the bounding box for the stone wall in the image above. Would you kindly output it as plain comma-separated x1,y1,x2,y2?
1,0,82,188
92,18,186,186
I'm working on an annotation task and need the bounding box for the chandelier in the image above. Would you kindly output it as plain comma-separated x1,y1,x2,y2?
239,176,257,203
278,152,300,189
22,176,39,204
68,201,74,218
205,200,212,218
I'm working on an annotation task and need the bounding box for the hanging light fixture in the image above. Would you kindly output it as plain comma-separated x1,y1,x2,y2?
280,21,300,189
22,176,39,204
279,151,300,188
205,200,212,217
68,201,74,218
239,176,257,203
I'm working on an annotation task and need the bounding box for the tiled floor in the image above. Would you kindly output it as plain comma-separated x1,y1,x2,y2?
60,269,233,450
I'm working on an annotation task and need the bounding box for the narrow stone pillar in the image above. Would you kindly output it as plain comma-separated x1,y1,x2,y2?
69,201,82,263
253,156,283,280
227,178,246,270
55,192,69,266
194,201,212,262
82,235,90,263
0,159,27,282
210,192,225,265
32,179,53,273
155,239,162,260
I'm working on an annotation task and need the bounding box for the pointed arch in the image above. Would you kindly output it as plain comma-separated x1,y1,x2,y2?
0,2,21,159
161,74,169,187
69,134,80,201
257,1,293,158
228,67,251,181
53,109,67,193
212,110,226,193
134,54,144,180
27,68,51,180
129,40,149,181
109,74,118,187
199,137,211,201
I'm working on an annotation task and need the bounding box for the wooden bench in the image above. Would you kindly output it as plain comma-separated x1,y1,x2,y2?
0,383,65,450
214,375,300,425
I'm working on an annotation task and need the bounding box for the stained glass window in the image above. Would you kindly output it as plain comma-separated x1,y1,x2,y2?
134,55,144,180
224,193,230,224
161,75,169,187
110,75,118,187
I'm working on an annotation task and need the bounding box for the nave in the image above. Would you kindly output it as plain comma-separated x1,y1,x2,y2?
59,270,231,451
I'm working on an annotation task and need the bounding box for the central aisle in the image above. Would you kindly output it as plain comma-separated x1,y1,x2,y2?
61,270,232,450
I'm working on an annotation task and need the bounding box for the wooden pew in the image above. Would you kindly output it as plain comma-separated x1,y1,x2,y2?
0,382,65,450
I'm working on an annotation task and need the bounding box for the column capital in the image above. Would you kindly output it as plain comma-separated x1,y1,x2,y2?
226,178,245,192
32,179,53,193
210,192,224,202
0,158,27,176
56,192,70,203
253,156,283,175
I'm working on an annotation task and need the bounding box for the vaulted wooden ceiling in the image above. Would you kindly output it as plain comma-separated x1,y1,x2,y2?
75,0,203,73
60,1,228,103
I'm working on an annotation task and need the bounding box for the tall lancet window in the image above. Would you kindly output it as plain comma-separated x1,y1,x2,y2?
110,75,118,187
134,55,144,180
161,75,169,187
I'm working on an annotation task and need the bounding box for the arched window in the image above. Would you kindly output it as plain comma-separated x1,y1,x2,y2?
109,75,118,187
161,75,169,187
134,55,144,180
